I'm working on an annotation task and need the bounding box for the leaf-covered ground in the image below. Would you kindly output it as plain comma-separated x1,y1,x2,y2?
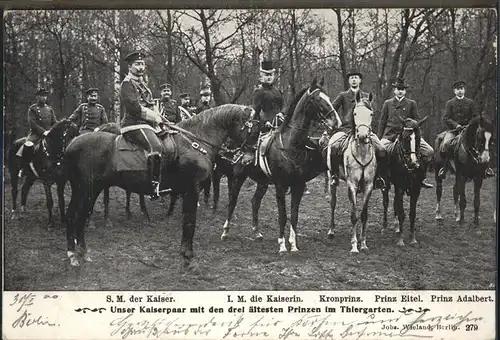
4,173,496,291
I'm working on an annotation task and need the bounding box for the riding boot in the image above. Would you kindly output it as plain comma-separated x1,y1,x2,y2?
147,152,162,200
484,166,495,178
421,160,434,188
374,154,388,191
329,155,341,186
437,143,449,179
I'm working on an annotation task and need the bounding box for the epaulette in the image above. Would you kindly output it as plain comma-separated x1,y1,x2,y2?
170,99,177,104
96,103,104,108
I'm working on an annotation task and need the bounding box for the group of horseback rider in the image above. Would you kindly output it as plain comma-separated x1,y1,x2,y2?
16,49,494,200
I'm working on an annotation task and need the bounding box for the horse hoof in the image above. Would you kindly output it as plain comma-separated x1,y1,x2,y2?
360,246,369,251
221,234,228,241
69,258,80,266
397,240,405,247
254,234,263,241
350,250,359,255
105,219,113,228
410,239,418,245
278,249,287,254
473,217,480,225
435,215,443,221
290,247,299,253
82,254,93,262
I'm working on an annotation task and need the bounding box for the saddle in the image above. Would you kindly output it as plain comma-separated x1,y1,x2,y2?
256,131,278,178
112,131,178,172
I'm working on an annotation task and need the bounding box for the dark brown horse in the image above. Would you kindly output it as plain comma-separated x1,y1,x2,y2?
381,116,428,246
220,78,336,253
434,115,493,224
7,119,79,229
63,104,258,270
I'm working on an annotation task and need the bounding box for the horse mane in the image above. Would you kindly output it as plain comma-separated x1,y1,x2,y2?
97,122,121,134
279,86,309,133
176,104,250,140
46,118,78,141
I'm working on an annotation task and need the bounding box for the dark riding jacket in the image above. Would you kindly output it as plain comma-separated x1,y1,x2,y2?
69,103,108,133
443,97,476,130
253,83,284,123
27,103,57,143
332,89,370,131
195,102,211,115
378,97,419,141
120,73,157,128
160,99,181,123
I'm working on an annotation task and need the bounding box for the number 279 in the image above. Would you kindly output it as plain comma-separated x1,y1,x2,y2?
466,324,478,331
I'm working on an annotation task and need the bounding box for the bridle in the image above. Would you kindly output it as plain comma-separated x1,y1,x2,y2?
399,126,421,172
353,101,373,145
287,88,337,134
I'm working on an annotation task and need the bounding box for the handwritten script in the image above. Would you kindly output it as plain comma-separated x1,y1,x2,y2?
9,293,60,329
109,309,482,340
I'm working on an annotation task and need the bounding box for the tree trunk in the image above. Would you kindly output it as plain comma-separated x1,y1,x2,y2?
334,9,348,89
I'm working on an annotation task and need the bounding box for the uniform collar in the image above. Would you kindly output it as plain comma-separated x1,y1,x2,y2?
127,72,142,82
455,95,465,100
394,96,406,103
261,83,274,89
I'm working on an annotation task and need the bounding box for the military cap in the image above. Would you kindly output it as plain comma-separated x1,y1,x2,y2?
180,93,190,99
452,80,466,89
260,60,275,73
35,87,49,95
85,87,99,95
124,51,146,63
160,83,172,91
392,78,410,89
346,70,363,79
200,85,211,95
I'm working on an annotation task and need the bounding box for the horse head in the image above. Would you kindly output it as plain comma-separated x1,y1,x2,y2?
352,91,373,143
294,77,339,131
468,113,493,165
229,105,260,150
396,115,427,171
43,118,79,177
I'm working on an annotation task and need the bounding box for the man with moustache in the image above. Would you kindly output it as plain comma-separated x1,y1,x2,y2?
378,78,434,188
437,80,495,179
195,85,212,115
120,51,164,199
16,87,58,177
69,87,108,134
159,83,181,123
178,92,193,119
326,70,388,190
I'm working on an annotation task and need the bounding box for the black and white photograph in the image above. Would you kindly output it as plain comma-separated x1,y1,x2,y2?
3,7,497,295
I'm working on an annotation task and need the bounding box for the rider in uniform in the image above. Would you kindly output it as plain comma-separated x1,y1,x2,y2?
253,60,284,132
16,87,58,176
437,80,495,179
120,51,164,199
159,83,181,123
378,78,434,188
178,92,192,119
69,87,108,134
326,70,387,189
195,85,212,114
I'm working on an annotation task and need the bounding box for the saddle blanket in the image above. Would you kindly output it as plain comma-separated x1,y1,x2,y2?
113,135,148,172
256,131,278,178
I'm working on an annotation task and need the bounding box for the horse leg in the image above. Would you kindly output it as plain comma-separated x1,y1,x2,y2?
275,184,288,253
251,182,268,240
20,176,36,217
126,190,132,219
324,171,329,195
381,185,389,233
221,175,247,240
43,183,55,230
360,184,374,251
328,179,337,239
57,179,66,227
180,186,200,273
66,181,83,266
75,188,102,263
100,187,113,228
409,189,421,244
212,171,221,212
435,169,444,221
456,175,466,224
10,164,20,220
202,178,210,205
139,194,150,223
289,182,306,252
473,176,483,225
347,182,359,253
167,193,178,216
395,187,405,246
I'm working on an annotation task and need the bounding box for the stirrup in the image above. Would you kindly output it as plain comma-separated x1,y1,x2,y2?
330,174,339,186
485,167,495,178
421,179,434,188
149,181,161,201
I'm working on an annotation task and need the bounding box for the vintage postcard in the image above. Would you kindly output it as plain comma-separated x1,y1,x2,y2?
2,4,497,340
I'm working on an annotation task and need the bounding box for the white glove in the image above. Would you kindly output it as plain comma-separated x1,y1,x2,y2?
277,112,285,121
265,121,273,128
154,115,163,125
43,130,49,136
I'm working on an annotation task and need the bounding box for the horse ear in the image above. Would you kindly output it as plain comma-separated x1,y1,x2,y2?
311,76,318,88
368,92,373,102
319,76,324,86
418,116,428,127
